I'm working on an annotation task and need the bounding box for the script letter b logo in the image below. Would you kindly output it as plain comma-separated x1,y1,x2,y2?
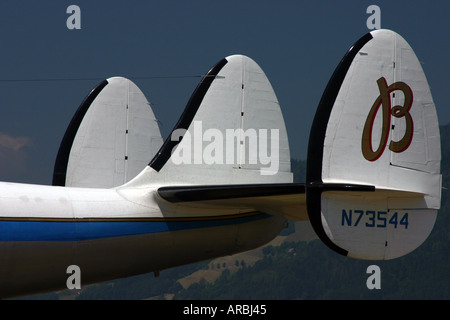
362,77,414,161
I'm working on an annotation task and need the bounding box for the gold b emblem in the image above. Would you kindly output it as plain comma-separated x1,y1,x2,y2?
362,77,414,161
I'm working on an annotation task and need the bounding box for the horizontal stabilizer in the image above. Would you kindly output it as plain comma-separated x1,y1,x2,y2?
158,183,305,202
157,183,307,221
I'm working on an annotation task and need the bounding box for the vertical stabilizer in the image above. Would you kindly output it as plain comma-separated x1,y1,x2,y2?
53,77,163,188
306,30,441,260
130,55,292,187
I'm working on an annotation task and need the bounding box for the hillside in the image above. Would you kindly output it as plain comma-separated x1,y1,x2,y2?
25,125,450,300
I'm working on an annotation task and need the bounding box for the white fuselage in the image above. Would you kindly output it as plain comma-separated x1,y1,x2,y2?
0,181,284,299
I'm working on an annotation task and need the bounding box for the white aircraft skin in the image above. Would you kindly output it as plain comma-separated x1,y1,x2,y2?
0,179,284,299
0,29,441,299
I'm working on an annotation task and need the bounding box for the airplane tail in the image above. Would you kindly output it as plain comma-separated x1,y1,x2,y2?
306,29,441,260
53,77,163,188
52,55,298,216
52,32,440,260
127,54,292,187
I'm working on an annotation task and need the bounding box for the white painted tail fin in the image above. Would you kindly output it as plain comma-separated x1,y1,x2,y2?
128,54,292,187
306,29,441,260
53,77,163,188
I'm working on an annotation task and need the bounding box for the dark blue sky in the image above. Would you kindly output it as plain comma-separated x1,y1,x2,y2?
0,1,449,184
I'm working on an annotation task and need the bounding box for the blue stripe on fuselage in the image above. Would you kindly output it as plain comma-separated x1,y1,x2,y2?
0,213,271,241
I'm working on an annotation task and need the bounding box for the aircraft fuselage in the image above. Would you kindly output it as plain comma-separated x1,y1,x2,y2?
0,181,284,298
